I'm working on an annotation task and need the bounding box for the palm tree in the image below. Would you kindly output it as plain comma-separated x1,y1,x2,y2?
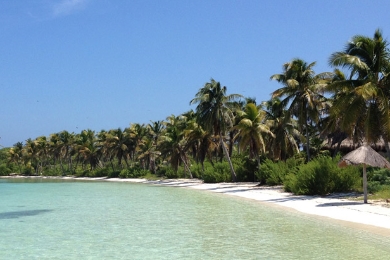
8,142,23,173
127,123,148,162
137,136,160,174
328,29,390,155
159,114,193,178
105,128,130,169
75,129,101,171
233,103,274,167
271,59,330,161
190,79,243,181
49,133,64,174
184,119,217,174
146,120,164,173
262,98,301,161
57,130,75,174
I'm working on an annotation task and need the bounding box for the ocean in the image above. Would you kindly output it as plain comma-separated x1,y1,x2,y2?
1,178,389,259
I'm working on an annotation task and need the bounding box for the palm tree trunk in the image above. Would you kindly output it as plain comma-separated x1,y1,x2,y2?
305,120,310,161
180,153,193,179
220,137,237,182
384,140,390,159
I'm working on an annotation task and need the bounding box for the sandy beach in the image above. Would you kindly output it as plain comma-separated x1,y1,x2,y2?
3,176,390,233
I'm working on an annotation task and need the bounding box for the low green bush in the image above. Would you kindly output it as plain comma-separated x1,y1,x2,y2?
119,167,151,178
233,156,258,182
0,163,12,176
203,162,231,183
257,157,301,185
284,155,361,195
369,168,390,185
92,167,110,177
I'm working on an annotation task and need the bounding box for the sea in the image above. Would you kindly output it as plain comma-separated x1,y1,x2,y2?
1,178,390,259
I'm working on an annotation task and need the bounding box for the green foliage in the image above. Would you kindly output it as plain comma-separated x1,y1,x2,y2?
257,157,302,185
92,167,110,177
284,155,361,195
40,167,62,177
119,167,151,178
22,165,34,176
156,165,180,178
368,168,390,185
367,181,382,194
189,164,203,179
203,162,231,183
107,170,121,178
233,156,258,182
0,163,12,176
366,168,390,194
368,185,390,199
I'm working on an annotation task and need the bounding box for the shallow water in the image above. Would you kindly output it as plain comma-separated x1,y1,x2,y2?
1,178,390,259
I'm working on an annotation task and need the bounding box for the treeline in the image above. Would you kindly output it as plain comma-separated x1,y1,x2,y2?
2,29,390,195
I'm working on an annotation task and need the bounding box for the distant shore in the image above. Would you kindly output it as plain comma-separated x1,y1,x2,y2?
3,175,390,233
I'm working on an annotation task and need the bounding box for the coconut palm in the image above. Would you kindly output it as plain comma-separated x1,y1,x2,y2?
8,142,23,173
262,98,301,161
75,129,101,170
190,79,243,181
105,128,131,169
137,136,160,174
58,130,75,173
127,123,148,162
184,120,217,173
328,29,390,155
159,114,193,178
271,59,330,161
233,103,274,166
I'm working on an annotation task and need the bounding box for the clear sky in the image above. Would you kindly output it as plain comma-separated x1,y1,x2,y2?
1,0,390,147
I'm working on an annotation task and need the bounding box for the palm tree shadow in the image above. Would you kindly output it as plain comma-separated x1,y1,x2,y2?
316,202,365,207
0,209,53,220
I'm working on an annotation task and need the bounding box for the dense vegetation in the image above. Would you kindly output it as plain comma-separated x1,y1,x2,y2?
2,29,390,198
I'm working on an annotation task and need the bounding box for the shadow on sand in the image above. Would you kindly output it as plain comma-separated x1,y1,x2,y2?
316,202,365,207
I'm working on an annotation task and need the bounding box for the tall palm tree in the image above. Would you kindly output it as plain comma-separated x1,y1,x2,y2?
105,128,130,169
190,79,243,181
159,114,193,178
271,59,330,161
58,130,75,173
184,120,217,173
127,123,148,162
49,133,64,174
75,129,101,170
8,142,23,173
328,29,390,155
262,98,301,161
233,103,274,166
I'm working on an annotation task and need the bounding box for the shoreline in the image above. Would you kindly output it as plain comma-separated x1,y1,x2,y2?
3,175,390,233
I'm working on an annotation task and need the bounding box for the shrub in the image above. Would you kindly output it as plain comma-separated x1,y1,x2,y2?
233,156,259,182
203,162,231,183
256,157,301,185
0,163,12,176
119,167,151,178
92,167,110,177
369,168,390,185
284,156,361,195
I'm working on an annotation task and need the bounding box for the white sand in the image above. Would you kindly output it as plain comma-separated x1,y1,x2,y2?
4,176,390,232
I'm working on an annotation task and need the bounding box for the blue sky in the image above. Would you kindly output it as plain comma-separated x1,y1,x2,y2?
1,0,390,147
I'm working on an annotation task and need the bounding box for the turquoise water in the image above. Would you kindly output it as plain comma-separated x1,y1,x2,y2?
1,178,390,259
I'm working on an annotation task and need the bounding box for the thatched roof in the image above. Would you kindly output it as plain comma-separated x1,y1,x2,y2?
338,145,390,169
323,136,388,154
